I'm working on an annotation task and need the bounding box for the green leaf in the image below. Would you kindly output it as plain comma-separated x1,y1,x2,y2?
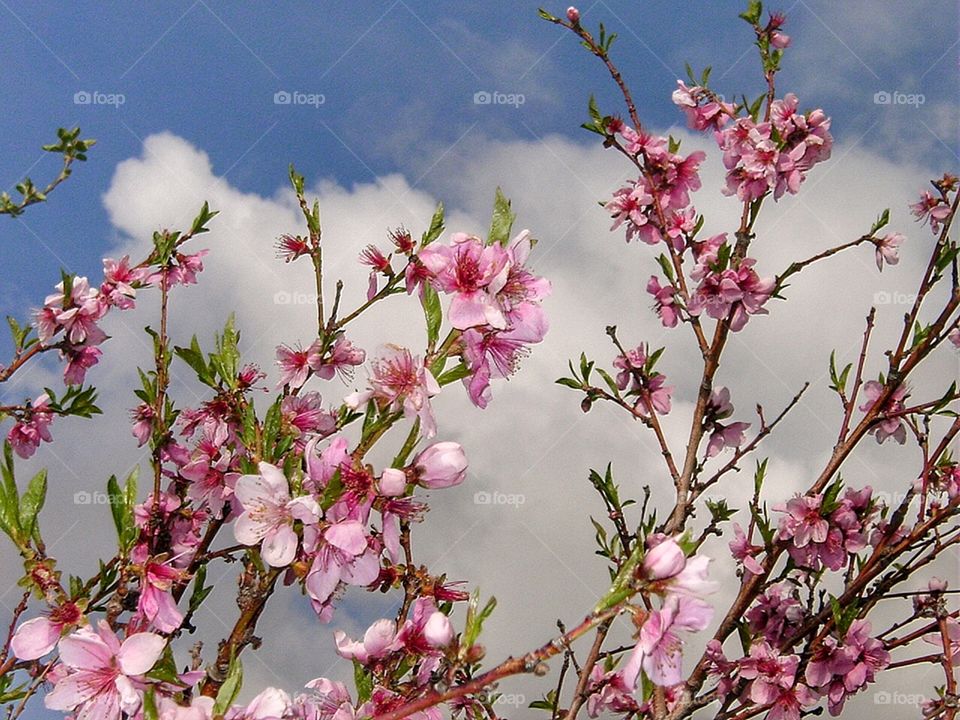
421,202,445,247
353,660,374,704
189,201,218,237
214,654,243,716
422,285,443,348
487,187,516,247
18,469,47,540
461,589,496,655
869,208,890,236
739,0,763,26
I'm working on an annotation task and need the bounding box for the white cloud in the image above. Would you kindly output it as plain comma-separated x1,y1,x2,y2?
1,127,955,717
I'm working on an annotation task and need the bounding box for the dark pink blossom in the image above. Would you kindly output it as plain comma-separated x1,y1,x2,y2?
7,393,54,459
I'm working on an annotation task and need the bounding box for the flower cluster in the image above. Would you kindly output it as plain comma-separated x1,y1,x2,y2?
416,230,551,408
776,487,874,571
715,95,833,203
613,343,674,417
587,537,716,716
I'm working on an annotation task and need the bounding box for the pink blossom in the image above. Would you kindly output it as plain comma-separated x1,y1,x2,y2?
11,602,83,660
647,275,680,328
276,341,321,390
291,678,354,720
566,6,580,23
671,80,734,131
304,436,349,493
746,584,804,645
101,256,145,309
305,519,380,619
605,180,659,244
729,522,765,576
275,234,310,263
910,190,951,233
7,393,54,459
281,392,336,444
688,258,774,331
460,303,547,409
584,665,639,718
413,441,467,488
874,232,903,271
234,462,320,567
345,346,440,438
63,344,102,385
642,536,718,599
225,687,291,720
621,595,712,687
134,553,186,633
949,327,960,349
418,233,509,329
858,380,908,444
704,387,750,457
378,468,407,497
38,275,108,346
45,621,166,720
805,620,889,715
739,641,816,719
334,618,398,665
311,336,365,381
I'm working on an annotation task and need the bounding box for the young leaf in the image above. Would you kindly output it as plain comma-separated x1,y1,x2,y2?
487,187,516,247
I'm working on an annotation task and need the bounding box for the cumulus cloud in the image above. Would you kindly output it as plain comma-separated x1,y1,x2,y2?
1,125,955,717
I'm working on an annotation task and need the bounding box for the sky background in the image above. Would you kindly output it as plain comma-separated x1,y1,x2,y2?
0,2,958,719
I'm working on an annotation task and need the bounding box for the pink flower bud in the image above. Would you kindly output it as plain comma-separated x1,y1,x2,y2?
642,537,686,580
414,441,467,489
566,6,580,23
379,468,407,497
423,610,454,647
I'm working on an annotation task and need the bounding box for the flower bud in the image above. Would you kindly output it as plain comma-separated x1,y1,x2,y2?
566,6,580,23
423,610,454,648
379,468,407,497
642,537,686,580
414,441,467,489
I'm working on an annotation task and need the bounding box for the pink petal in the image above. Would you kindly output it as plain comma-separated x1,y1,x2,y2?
11,617,61,660
116,633,166,675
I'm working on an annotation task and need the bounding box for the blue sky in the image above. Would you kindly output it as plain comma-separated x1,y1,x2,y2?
1,0,956,334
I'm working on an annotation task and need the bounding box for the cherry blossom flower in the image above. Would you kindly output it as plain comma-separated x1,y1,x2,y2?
746,584,804,646
101,256,145,310
275,234,310,263
858,380,908,444
805,620,889,715
622,595,712,687
234,462,320,567
584,665,639,718
418,233,509,329
334,618,398,665
739,641,817,720
130,546,186,633
704,387,750,457
312,336,365,381
688,258,774,331
647,275,680,328
873,232,904,271
729,522,765,576
605,180,658,244
7,393,54,459
11,602,84,660
276,342,322,390
910,190,951,233
225,687,291,720
44,621,166,720
305,519,380,620
345,346,440,438
672,80,734,131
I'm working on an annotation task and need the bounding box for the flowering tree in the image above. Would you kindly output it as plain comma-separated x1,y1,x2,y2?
1,3,958,720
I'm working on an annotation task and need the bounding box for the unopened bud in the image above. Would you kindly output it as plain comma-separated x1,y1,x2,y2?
566,6,580,23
